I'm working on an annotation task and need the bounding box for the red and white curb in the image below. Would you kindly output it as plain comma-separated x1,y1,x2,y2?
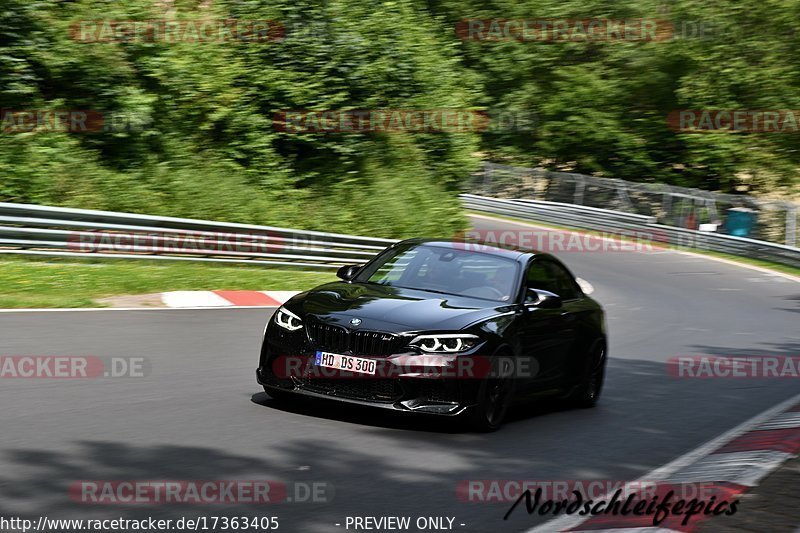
161,290,299,308
528,393,800,532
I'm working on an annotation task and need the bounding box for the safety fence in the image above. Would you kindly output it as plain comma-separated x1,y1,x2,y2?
0,202,396,269
461,194,800,269
470,162,798,247
2,195,798,270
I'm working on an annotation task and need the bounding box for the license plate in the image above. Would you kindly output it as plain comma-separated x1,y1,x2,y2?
314,351,377,375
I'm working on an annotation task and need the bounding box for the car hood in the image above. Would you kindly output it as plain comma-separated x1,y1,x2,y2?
287,281,515,332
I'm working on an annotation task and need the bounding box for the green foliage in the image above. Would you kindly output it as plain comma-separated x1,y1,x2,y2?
0,0,476,237
429,0,800,193
1,0,798,230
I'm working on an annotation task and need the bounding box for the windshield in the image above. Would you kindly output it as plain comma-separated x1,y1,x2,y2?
355,244,519,302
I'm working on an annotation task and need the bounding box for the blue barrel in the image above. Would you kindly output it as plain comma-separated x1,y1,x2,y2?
725,208,756,237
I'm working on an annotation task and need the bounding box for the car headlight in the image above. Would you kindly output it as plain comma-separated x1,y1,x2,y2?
274,308,303,332
409,334,480,353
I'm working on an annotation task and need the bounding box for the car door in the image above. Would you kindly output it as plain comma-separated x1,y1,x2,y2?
541,258,597,385
516,258,576,394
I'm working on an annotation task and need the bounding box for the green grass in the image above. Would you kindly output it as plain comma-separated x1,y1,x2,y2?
0,256,336,308
467,211,800,278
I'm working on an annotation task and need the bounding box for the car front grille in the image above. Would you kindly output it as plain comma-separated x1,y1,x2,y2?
306,322,349,353
415,380,459,404
295,377,401,403
306,321,402,356
351,330,401,356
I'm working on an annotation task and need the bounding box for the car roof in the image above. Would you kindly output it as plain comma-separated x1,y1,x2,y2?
395,238,551,263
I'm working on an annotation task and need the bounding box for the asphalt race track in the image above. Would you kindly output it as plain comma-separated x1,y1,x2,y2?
0,215,798,533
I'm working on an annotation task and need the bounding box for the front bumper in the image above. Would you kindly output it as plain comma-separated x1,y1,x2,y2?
257,369,471,416
257,329,482,416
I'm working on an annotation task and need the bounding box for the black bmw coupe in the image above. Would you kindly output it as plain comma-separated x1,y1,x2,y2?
257,238,606,431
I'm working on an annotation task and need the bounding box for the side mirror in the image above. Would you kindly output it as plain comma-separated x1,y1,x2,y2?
525,289,562,309
336,264,361,281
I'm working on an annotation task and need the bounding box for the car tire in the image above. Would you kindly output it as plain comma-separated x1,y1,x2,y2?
569,341,606,408
467,363,515,432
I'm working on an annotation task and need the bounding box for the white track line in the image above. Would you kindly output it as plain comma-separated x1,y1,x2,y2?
757,412,800,430
525,391,800,532
672,249,800,284
665,450,794,487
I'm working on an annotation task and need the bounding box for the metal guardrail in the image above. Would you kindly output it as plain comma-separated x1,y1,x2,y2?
461,194,800,269
0,202,397,269
2,197,798,271
472,161,799,247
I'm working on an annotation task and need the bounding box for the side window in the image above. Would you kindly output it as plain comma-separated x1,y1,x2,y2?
525,261,559,300
543,261,582,300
